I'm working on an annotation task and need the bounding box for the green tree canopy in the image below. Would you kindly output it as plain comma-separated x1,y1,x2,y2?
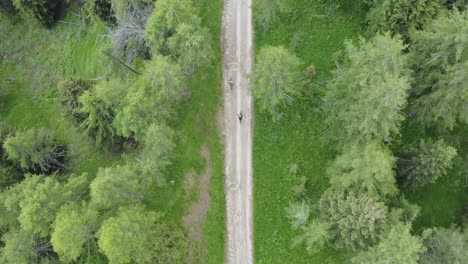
0,229,53,264
137,124,175,184
252,45,303,121
167,20,212,76
89,165,149,211
51,203,100,263
327,141,398,199
292,219,331,255
409,10,468,130
145,0,196,55
12,0,63,27
114,56,182,139
318,188,389,251
351,223,426,264
366,0,445,37
286,200,310,230
397,139,457,190
3,127,67,174
17,174,89,237
79,80,126,146
324,33,411,145
96,206,187,264
421,226,468,264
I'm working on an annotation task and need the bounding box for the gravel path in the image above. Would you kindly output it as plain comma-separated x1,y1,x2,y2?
221,0,254,263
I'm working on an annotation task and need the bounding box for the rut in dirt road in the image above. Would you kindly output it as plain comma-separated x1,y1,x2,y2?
221,0,254,263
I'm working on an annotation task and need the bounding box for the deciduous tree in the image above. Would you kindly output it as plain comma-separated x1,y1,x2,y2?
327,141,398,199
252,45,303,121
421,226,468,264
324,33,411,145
351,223,426,264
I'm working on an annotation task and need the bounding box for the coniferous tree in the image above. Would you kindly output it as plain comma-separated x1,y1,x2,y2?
324,33,411,145
252,45,303,121
397,139,457,190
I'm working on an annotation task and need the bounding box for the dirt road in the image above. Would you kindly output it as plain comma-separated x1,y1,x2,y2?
221,0,254,263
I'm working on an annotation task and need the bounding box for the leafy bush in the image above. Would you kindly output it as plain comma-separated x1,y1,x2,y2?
12,0,66,27
3,127,67,174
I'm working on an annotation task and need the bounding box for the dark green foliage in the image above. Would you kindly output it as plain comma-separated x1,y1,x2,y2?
421,226,468,264
79,80,126,146
397,139,457,190
366,0,445,38
12,0,65,27
318,188,389,251
57,78,93,123
324,32,411,145
0,166,21,190
87,0,116,24
351,223,426,264
3,127,67,174
0,0,17,15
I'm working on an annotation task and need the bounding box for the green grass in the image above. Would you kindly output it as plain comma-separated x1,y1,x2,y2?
0,13,120,176
253,1,365,263
397,123,467,232
143,0,226,262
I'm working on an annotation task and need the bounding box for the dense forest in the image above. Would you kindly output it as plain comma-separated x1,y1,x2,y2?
252,0,467,263
1,0,467,263
1,0,225,263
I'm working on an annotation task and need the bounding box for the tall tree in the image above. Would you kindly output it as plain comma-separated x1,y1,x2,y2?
96,206,187,264
79,80,126,146
3,128,67,174
137,124,175,183
318,188,389,251
89,165,149,211
366,0,445,37
144,0,196,55
409,10,468,130
114,56,182,139
324,33,411,145
421,226,468,264
252,45,303,121
17,174,89,237
327,141,398,199
51,204,100,263
351,223,426,264
397,139,457,190
292,219,331,255
0,229,54,263
167,20,212,76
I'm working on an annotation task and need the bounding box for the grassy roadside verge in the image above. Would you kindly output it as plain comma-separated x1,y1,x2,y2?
146,0,226,262
252,1,365,262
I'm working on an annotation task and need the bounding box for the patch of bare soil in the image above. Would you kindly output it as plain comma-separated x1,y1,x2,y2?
183,145,213,263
